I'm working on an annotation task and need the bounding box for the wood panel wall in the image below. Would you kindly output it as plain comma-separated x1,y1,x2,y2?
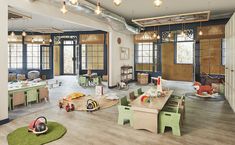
162,43,193,81
53,45,60,76
200,39,225,74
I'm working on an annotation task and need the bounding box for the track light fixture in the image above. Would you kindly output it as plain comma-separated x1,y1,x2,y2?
61,1,68,14
113,0,122,6
154,0,162,7
95,1,102,15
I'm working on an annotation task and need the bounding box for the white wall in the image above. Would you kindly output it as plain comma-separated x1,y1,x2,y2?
109,30,134,86
0,0,9,122
225,13,235,112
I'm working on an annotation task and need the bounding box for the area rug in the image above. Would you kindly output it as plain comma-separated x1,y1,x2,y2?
7,122,67,145
185,92,225,101
61,95,119,111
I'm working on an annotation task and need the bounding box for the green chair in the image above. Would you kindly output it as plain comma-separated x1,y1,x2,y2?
159,103,181,136
8,94,12,111
79,76,88,87
167,95,185,120
93,76,100,86
26,89,38,106
136,88,144,96
129,91,137,101
118,96,133,126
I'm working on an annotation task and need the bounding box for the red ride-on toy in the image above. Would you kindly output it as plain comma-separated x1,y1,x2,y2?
28,116,48,136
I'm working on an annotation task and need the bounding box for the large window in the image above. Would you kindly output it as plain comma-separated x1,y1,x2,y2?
135,42,158,72
8,43,23,69
42,46,50,70
27,44,41,69
176,30,194,64
81,44,104,70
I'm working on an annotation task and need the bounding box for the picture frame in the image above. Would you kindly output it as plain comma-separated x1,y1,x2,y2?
120,47,129,60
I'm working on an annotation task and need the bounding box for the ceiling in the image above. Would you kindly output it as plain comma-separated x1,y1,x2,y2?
8,10,95,32
87,0,235,20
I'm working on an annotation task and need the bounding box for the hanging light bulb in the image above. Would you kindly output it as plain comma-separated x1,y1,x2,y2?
49,38,52,43
60,1,68,14
10,31,15,37
22,31,27,37
199,30,203,36
95,1,102,15
157,34,160,39
42,40,45,44
168,32,171,38
154,0,162,7
113,0,122,6
70,0,78,5
153,32,157,38
31,38,34,43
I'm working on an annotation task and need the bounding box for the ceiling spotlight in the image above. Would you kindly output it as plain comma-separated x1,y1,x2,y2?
113,0,122,6
10,31,15,37
22,31,27,37
157,34,161,39
61,1,68,14
154,0,162,7
70,0,78,5
95,2,102,15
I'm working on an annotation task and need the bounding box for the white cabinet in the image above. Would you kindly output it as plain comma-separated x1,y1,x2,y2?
225,13,235,112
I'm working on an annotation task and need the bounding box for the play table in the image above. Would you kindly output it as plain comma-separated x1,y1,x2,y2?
131,89,174,133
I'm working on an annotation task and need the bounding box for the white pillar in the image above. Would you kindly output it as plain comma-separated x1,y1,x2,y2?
0,0,9,124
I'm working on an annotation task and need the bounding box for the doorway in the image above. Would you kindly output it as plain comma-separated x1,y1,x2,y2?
61,39,77,75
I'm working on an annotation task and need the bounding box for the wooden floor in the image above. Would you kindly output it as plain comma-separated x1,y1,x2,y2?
1,76,235,145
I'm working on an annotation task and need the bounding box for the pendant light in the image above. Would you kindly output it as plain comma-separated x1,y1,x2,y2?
49,38,52,43
154,0,162,7
70,0,78,5
168,24,171,38
61,1,68,14
153,26,157,38
113,0,122,6
42,40,45,44
199,22,203,36
181,23,185,36
31,38,34,43
157,26,161,40
10,31,15,37
22,31,27,37
95,1,102,15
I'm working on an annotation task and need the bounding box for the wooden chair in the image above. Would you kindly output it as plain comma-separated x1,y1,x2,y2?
26,89,38,105
129,91,137,101
118,96,133,126
39,87,49,102
159,103,181,136
12,91,26,109
79,76,88,87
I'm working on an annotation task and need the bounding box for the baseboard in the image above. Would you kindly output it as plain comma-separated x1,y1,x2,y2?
0,118,10,125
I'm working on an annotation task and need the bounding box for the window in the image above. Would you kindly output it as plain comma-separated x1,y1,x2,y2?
81,44,104,70
176,30,194,64
27,44,40,69
8,43,23,69
222,38,226,65
135,42,159,72
42,46,50,70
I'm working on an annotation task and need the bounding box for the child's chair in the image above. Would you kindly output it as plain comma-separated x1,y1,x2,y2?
118,96,133,126
39,87,49,102
79,76,88,87
12,91,26,109
26,89,38,105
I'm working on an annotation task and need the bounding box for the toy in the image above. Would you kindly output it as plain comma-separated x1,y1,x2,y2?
117,81,129,90
193,82,213,95
59,101,63,109
65,104,71,112
156,76,162,92
141,96,150,103
28,116,48,136
86,99,100,112
70,104,75,111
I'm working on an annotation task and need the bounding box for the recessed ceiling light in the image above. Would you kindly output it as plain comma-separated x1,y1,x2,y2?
154,0,162,7
113,0,122,6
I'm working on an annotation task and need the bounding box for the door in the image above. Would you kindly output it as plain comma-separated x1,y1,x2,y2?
61,39,77,75
40,45,53,79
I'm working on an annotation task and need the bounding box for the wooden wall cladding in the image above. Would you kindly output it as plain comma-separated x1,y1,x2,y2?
134,31,158,43
24,35,51,44
79,34,104,44
8,35,22,43
162,43,193,81
53,45,60,76
200,39,225,74
197,25,225,39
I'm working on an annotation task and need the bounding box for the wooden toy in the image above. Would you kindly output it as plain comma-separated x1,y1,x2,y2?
193,82,213,95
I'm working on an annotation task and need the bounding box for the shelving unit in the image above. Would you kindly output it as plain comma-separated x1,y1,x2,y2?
121,66,133,83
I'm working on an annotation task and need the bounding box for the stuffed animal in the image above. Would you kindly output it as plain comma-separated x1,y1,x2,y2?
193,82,213,95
